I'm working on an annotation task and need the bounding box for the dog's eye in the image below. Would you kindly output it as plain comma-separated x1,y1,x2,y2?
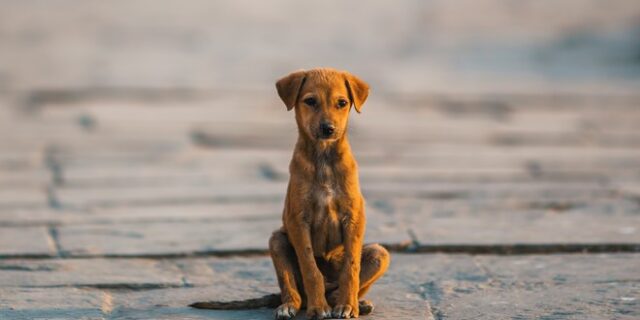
303,97,317,107
337,99,348,108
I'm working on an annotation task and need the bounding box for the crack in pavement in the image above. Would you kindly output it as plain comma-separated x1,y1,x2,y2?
1,243,638,261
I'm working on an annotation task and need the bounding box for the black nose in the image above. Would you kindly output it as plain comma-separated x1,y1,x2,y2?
320,122,335,137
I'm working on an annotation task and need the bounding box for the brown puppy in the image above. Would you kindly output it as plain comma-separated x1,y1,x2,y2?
189,68,389,319
270,68,389,319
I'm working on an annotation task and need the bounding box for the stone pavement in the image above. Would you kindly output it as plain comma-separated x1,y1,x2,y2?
1,91,639,319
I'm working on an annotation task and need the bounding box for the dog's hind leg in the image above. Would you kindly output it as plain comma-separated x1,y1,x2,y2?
357,243,390,315
358,243,390,297
269,228,304,320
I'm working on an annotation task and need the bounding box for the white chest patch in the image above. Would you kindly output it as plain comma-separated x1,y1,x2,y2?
316,184,334,209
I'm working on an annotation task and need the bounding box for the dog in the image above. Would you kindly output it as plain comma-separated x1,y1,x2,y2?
191,68,389,319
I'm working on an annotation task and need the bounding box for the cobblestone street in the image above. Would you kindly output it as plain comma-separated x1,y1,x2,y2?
1,1,640,319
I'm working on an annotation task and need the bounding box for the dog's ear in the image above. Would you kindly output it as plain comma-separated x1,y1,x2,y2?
276,70,306,111
344,73,369,113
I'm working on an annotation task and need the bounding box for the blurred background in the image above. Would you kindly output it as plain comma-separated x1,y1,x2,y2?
1,1,640,318
2,0,640,94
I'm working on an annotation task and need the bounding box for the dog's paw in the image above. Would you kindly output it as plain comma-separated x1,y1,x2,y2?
332,303,359,318
306,303,332,320
358,300,374,315
274,303,298,320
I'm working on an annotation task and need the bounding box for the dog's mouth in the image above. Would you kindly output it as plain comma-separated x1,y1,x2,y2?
316,130,339,140
317,134,335,140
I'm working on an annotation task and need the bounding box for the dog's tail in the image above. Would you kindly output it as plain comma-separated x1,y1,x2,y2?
189,293,281,310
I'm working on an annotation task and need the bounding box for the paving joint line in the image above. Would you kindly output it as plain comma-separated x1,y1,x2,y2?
44,145,64,187
46,225,67,258
1,243,638,261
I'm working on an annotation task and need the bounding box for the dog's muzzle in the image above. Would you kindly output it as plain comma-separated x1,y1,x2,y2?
319,122,336,139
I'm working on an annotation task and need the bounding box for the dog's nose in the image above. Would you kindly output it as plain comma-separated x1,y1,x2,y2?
320,122,335,138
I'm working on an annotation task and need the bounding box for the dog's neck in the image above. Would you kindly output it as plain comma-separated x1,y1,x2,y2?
295,133,352,166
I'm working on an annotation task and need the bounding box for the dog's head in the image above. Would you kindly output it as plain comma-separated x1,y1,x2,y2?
276,68,369,142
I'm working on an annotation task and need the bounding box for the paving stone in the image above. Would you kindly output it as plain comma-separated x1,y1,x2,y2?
110,307,272,320
363,181,618,200
373,197,640,247
75,202,284,224
391,253,640,319
0,168,50,189
476,254,640,285
1,254,638,319
177,257,277,287
365,205,413,247
112,277,280,311
0,207,75,226
0,258,182,288
109,259,279,317
0,226,55,257
60,162,274,188
0,202,286,227
0,188,48,210
56,220,283,256
409,211,640,246
0,287,105,320
54,182,286,209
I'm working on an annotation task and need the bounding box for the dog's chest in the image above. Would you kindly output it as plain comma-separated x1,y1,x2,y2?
312,162,340,206
310,166,344,256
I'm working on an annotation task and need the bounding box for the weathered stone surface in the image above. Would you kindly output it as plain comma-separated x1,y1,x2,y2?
111,307,272,320
56,220,282,256
0,208,61,226
370,197,640,247
392,253,640,319
60,161,277,188
0,259,182,288
0,254,638,319
0,287,105,320
0,169,50,189
0,188,48,210
365,205,414,247
107,258,282,318
174,256,277,287
74,202,284,224
54,182,286,209
409,210,640,245
363,181,619,200
0,202,285,226
0,226,55,257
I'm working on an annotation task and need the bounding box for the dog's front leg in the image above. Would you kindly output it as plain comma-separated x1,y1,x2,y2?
333,209,365,318
288,220,332,319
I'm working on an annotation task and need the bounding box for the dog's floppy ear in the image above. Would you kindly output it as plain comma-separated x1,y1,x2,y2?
344,73,369,113
276,70,306,111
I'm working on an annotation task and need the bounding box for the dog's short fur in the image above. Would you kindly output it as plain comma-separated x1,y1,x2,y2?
189,68,389,319
269,68,389,319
